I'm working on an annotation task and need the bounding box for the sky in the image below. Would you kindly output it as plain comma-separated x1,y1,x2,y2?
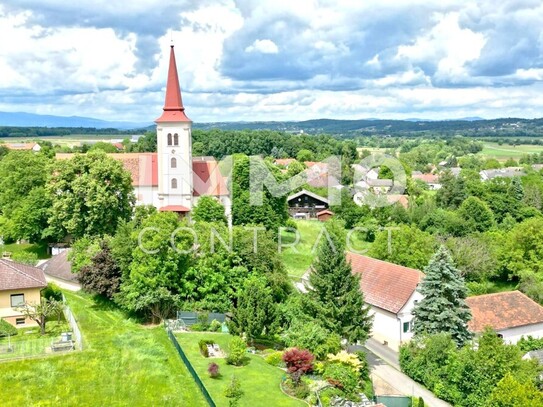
1,0,543,123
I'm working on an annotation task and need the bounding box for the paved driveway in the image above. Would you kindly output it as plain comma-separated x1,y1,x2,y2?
350,339,452,407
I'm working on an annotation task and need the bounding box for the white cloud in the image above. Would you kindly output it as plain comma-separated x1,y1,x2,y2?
245,39,279,54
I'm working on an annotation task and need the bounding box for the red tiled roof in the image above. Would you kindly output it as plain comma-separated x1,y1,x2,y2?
275,158,295,167
56,153,229,196
317,209,334,216
466,291,543,332
348,252,424,314
412,173,440,183
159,205,190,212
0,259,47,291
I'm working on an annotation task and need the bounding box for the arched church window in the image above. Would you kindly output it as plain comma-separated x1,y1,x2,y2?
171,178,178,189
167,133,172,146
173,133,179,146
171,157,177,168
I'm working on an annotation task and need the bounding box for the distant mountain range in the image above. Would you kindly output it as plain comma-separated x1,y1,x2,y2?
0,111,151,130
1,111,543,137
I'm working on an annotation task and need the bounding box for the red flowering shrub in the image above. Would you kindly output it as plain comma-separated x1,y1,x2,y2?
282,348,314,384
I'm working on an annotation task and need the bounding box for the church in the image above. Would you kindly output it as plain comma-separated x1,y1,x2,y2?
58,46,231,219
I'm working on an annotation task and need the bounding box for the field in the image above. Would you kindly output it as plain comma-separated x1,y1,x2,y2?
0,292,205,406
0,134,125,148
280,220,371,279
175,332,304,407
479,142,543,161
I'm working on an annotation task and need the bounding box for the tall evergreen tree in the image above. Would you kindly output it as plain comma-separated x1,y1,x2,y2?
412,246,472,346
309,221,372,343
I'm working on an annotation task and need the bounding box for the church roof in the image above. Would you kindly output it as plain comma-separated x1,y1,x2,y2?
55,153,229,197
155,46,191,123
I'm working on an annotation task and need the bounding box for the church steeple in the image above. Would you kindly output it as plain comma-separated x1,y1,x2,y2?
155,45,191,123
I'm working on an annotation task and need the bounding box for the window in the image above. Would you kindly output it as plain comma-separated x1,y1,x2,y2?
167,133,172,146
171,178,178,189
171,157,177,168
173,133,179,146
15,318,25,326
403,321,411,333
10,294,24,307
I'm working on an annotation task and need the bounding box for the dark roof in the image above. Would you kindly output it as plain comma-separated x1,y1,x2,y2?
348,252,424,314
39,250,77,282
0,259,47,291
287,189,329,205
466,291,543,332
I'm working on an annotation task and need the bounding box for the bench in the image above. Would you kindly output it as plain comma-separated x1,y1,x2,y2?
51,340,75,352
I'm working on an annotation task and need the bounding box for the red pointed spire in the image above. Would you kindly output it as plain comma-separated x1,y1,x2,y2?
155,46,191,123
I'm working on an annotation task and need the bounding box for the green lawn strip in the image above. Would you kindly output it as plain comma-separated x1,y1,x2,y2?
281,220,372,279
175,332,305,407
0,292,206,407
480,142,543,160
1,242,50,259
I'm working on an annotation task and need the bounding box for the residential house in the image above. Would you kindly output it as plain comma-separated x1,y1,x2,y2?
479,167,525,181
348,253,424,350
274,158,296,168
466,291,543,344
316,209,334,222
0,259,47,328
287,189,329,219
39,249,80,292
412,172,442,190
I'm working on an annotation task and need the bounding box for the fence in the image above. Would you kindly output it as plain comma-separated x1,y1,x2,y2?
62,298,83,351
166,328,216,407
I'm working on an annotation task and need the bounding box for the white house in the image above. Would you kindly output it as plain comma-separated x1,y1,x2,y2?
5,142,41,152
466,291,543,344
348,252,424,351
56,46,231,219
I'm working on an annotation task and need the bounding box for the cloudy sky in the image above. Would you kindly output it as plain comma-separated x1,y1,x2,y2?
1,0,543,123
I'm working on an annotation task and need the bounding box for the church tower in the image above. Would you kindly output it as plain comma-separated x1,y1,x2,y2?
155,45,193,213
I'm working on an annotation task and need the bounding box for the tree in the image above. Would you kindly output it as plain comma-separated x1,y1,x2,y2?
46,151,135,239
224,375,244,407
487,373,543,407
508,177,524,201
229,277,277,342
78,240,122,299
436,170,466,209
309,221,372,343
10,187,52,242
297,149,314,162
369,224,436,270
226,336,247,366
18,297,63,335
282,348,314,384
192,196,227,224
458,196,495,232
412,246,472,346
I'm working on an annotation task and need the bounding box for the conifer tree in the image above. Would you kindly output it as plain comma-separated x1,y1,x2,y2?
412,246,472,346
309,221,372,343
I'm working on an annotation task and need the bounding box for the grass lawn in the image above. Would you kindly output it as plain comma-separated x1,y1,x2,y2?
479,142,543,161
281,220,372,279
1,242,49,260
0,292,206,407
0,319,71,360
175,332,305,407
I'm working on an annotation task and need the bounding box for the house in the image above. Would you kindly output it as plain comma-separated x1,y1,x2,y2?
0,259,47,328
39,250,80,292
355,178,394,195
352,192,408,209
466,291,543,344
274,158,296,168
287,189,329,219
316,209,334,222
479,167,525,181
5,142,41,152
55,46,231,220
411,173,441,190
348,253,424,350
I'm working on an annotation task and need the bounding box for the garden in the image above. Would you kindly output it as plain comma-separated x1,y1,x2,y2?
175,331,372,407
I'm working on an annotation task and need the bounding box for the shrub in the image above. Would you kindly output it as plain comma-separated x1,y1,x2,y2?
417,397,425,407
197,312,209,330
209,319,222,332
198,339,215,357
11,251,38,266
323,362,360,398
43,283,63,301
226,336,247,366
283,320,340,359
208,362,220,378
264,351,284,367
0,319,17,337
282,348,314,384
292,380,310,399
327,351,364,374
224,375,243,407
191,323,206,332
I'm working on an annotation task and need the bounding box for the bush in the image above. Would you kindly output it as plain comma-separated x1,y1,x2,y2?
292,380,310,399
11,251,38,266
264,351,284,367
0,319,17,337
224,375,243,406
209,319,222,332
43,283,63,301
226,336,247,366
191,323,206,332
282,348,314,384
208,362,220,378
198,339,215,357
197,312,209,330
323,362,360,398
